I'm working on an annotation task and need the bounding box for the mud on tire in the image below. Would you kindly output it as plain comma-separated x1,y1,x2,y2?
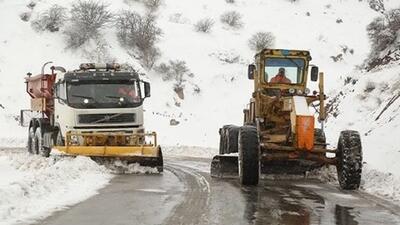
238,125,259,185
336,130,362,190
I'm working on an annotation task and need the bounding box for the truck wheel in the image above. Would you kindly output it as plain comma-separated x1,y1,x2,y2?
336,130,362,190
27,127,36,154
55,129,65,146
35,128,51,157
238,126,259,185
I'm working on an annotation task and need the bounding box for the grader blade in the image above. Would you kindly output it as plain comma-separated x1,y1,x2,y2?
210,155,238,178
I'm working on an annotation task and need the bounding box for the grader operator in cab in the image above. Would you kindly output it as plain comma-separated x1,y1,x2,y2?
211,49,363,190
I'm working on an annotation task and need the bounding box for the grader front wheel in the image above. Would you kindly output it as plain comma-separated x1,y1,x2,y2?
238,126,259,185
336,130,363,190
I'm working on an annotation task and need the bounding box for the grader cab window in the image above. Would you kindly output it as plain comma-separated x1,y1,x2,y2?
264,58,305,84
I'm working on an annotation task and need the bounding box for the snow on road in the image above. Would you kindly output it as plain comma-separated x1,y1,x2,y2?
0,149,112,225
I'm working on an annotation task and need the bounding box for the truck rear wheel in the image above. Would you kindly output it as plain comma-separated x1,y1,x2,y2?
35,128,51,157
336,130,362,190
27,127,36,154
238,126,259,185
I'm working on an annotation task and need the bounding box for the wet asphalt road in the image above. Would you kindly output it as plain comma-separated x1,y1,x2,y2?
36,157,400,225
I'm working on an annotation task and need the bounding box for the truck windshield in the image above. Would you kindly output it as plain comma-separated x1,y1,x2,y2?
264,58,305,84
67,81,142,109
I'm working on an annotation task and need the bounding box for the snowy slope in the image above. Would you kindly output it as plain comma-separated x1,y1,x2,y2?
0,0,382,148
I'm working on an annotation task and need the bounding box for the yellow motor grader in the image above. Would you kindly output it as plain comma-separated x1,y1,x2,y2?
211,49,362,190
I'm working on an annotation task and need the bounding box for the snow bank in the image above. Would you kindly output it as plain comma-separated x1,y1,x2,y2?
0,150,112,225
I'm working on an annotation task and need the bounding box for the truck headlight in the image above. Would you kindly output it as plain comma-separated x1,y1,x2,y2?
297,89,303,95
70,135,79,145
288,88,296,94
304,88,310,95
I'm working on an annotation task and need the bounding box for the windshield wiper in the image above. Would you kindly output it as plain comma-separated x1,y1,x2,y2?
105,95,124,99
71,94,98,103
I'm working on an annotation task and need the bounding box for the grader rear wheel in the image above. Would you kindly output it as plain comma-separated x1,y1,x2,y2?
238,126,259,185
336,130,362,190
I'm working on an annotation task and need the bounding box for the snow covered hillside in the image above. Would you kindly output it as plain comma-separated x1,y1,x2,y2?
0,0,387,148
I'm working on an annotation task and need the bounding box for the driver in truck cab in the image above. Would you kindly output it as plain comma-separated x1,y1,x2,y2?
117,86,140,102
270,67,292,84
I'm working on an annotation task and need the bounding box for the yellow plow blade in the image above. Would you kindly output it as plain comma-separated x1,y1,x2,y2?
54,145,159,157
53,132,163,172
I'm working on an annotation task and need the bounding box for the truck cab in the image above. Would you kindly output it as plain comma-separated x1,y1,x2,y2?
53,63,150,144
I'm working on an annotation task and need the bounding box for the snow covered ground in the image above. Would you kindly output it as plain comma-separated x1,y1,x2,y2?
0,149,112,225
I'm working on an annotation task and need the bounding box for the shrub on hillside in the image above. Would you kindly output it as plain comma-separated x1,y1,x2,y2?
144,0,162,11
116,11,162,69
155,60,189,83
31,5,67,32
366,8,400,64
248,32,275,52
64,0,113,48
194,18,214,33
220,11,243,29
225,0,235,3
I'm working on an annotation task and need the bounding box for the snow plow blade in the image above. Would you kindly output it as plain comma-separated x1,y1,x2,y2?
54,132,163,172
55,145,163,172
210,155,238,178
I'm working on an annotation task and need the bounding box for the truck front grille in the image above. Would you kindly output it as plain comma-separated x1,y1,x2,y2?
78,113,136,124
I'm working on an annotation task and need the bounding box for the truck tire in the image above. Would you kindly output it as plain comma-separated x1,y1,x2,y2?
238,126,259,185
55,129,65,146
27,127,36,154
35,128,51,157
336,130,362,190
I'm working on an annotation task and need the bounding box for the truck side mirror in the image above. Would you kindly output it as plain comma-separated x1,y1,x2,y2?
144,82,151,98
248,64,256,80
311,66,319,82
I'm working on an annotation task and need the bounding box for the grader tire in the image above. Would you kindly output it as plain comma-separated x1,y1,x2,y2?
219,125,239,154
336,130,362,190
314,128,326,144
238,126,259,185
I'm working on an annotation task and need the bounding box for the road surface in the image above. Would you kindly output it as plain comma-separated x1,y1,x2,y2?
35,157,400,225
